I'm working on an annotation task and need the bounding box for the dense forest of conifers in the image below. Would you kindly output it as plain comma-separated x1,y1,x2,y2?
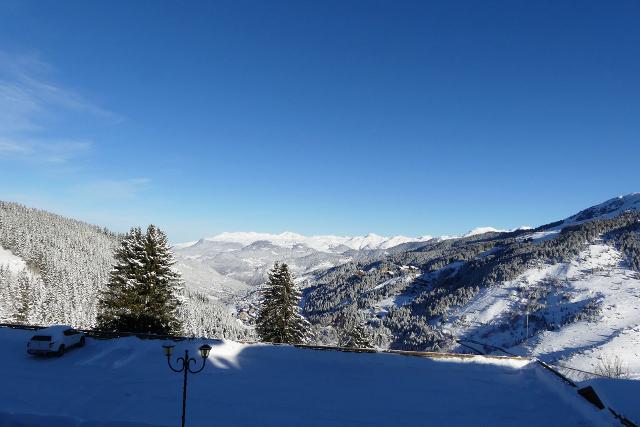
0,201,252,340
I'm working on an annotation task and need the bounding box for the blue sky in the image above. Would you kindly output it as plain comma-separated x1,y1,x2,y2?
1,1,639,242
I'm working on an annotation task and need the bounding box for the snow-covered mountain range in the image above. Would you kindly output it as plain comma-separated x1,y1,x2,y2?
2,193,640,378
172,232,440,299
177,231,435,252
172,227,531,297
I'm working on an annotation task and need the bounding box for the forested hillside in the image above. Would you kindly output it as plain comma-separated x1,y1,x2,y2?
303,195,640,376
0,202,118,327
0,202,252,340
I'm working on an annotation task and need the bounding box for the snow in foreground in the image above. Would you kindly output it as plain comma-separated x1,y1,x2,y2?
0,328,623,426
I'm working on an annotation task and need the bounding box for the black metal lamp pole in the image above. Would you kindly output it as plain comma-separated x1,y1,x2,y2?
163,344,212,427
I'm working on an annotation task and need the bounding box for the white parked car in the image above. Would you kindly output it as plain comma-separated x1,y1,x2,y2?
27,325,86,356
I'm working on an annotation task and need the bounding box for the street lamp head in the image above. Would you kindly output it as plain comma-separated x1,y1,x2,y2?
198,344,212,359
162,344,175,357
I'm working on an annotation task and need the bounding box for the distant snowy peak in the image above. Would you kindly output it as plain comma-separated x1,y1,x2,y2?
565,193,640,224
183,231,434,253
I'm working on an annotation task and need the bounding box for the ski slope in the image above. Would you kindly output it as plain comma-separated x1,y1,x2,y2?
0,327,617,427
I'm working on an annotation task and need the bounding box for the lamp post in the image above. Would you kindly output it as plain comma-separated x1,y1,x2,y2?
162,343,212,427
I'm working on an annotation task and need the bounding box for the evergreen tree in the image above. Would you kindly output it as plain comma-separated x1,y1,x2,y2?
0,266,16,322
97,225,183,334
14,270,32,324
256,262,310,344
340,323,373,349
335,310,373,349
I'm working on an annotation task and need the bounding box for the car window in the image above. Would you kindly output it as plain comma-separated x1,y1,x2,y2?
63,329,77,336
31,335,52,341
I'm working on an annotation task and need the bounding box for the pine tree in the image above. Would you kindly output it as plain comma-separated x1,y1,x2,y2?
14,270,32,324
0,266,15,322
335,309,373,349
340,323,373,349
96,225,183,335
256,262,310,344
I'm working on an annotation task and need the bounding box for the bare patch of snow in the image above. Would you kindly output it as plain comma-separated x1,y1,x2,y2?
0,246,27,273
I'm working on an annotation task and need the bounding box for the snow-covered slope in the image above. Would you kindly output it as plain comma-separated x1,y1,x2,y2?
176,256,250,301
445,243,640,378
304,193,640,373
0,244,44,323
0,246,42,323
565,193,640,225
0,202,251,339
0,246,27,273
0,327,620,427
504,194,640,244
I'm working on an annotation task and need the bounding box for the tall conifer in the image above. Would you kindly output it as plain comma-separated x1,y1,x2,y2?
256,262,310,344
97,225,182,334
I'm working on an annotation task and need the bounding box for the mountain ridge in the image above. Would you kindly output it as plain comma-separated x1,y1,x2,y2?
177,231,436,253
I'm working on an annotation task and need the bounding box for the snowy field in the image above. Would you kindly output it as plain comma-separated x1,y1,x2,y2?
0,328,622,427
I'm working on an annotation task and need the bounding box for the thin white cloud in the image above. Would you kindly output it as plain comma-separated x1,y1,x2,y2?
0,50,119,163
0,137,91,163
75,178,152,200
0,139,31,155
0,79,44,133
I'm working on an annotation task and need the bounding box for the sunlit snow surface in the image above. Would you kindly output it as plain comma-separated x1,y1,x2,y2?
0,328,616,427
0,245,27,273
445,243,640,379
